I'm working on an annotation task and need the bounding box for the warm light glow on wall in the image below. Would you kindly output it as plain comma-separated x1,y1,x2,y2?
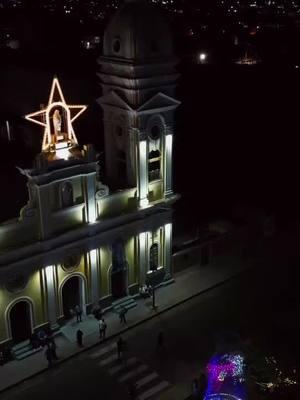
139,232,146,242
165,223,172,236
139,140,149,208
90,249,97,265
88,205,97,224
56,146,70,161
139,198,149,208
45,265,54,280
166,134,173,153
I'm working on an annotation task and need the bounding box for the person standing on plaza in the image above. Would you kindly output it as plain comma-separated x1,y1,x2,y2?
76,329,83,347
93,304,102,321
49,339,58,360
119,306,127,324
128,382,137,399
99,318,107,340
192,378,200,398
117,336,125,360
156,331,164,353
75,304,82,322
0,350,4,366
45,346,53,368
199,372,207,398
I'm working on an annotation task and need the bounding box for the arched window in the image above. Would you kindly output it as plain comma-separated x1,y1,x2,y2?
149,243,159,271
61,182,74,208
148,149,161,181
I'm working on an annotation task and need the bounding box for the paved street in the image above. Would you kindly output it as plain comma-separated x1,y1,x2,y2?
1,231,298,400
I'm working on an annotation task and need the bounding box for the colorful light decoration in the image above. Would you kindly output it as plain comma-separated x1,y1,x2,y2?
204,354,246,400
204,394,243,400
25,77,87,155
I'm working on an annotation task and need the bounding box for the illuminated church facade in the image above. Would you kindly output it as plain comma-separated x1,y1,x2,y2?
0,0,180,346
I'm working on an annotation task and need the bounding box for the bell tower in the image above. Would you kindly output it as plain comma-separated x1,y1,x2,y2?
98,0,180,205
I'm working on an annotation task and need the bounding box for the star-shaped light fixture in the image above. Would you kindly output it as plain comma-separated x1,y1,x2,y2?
25,77,87,154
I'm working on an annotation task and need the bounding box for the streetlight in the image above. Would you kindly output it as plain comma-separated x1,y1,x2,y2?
199,52,207,63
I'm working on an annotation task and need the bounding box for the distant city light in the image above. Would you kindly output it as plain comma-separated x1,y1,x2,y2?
200,53,207,61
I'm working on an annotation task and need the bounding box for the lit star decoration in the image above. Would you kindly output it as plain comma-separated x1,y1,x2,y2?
25,77,87,153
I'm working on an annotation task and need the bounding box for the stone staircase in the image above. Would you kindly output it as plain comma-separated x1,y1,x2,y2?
111,295,137,314
11,328,61,361
11,340,43,361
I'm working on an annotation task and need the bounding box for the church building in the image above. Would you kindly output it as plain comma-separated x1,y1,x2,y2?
0,0,180,347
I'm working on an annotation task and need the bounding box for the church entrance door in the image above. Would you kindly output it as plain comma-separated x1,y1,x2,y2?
111,270,127,299
9,301,32,343
62,276,83,319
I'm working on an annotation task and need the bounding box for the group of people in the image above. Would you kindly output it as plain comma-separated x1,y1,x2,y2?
30,329,55,351
70,305,83,323
139,284,152,298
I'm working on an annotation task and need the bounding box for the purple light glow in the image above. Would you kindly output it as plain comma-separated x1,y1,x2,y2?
204,353,246,400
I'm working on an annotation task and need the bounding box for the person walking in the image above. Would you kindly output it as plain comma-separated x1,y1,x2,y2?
75,304,82,322
117,336,125,360
93,304,102,321
156,331,164,353
0,350,4,366
45,346,53,368
119,306,127,324
49,339,58,360
99,318,107,340
128,382,137,399
76,329,83,347
192,378,200,398
199,372,207,398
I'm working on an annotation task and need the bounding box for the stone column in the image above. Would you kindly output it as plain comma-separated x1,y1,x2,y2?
164,130,173,197
44,265,59,330
37,186,50,240
86,173,97,223
139,232,148,284
164,223,172,280
89,249,100,305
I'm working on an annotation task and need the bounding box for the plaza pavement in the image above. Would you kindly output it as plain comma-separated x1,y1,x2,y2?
0,250,254,395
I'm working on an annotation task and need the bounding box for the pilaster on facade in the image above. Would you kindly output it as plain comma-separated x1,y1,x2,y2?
44,265,59,330
85,173,97,223
37,186,49,240
89,249,100,305
164,223,172,280
138,231,148,284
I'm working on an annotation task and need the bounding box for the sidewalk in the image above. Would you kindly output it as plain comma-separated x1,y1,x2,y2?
0,252,251,394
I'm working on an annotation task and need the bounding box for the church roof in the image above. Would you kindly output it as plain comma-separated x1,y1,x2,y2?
103,0,173,61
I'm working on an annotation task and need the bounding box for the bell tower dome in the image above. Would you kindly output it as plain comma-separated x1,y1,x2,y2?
98,0,180,205
103,0,174,64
